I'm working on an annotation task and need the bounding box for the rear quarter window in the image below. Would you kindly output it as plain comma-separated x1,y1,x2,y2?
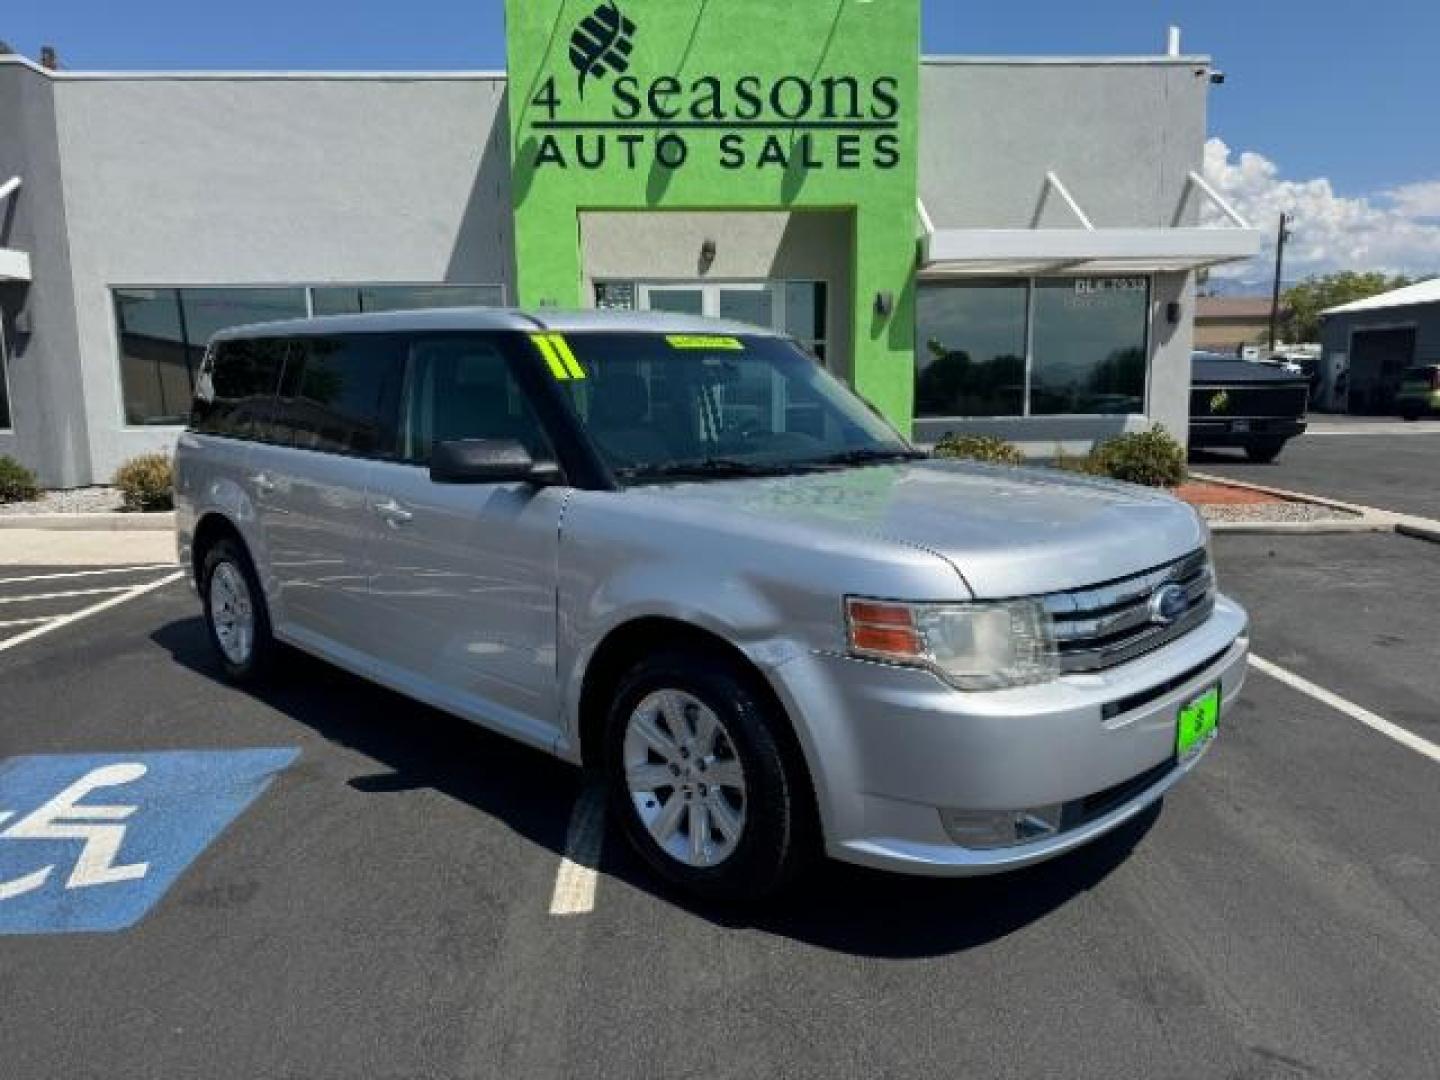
190,338,287,439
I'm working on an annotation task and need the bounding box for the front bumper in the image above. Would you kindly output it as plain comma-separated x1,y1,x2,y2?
765,594,1249,876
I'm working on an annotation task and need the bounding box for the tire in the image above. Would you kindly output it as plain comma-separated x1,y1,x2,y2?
603,650,810,904
1244,438,1287,463
200,537,278,684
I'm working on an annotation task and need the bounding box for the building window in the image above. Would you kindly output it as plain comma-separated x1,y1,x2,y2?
114,284,504,426
0,318,11,429
310,284,506,317
1030,277,1149,415
915,281,1027,417
116,288,306,426
915,276,1151,418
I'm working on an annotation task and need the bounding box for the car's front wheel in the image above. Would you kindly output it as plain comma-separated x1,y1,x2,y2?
604,651,809,903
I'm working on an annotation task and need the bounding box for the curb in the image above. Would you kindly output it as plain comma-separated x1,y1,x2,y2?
1187,472,1376,516
0,512,176,532
1189,472,1440,541
1207,519,1392,535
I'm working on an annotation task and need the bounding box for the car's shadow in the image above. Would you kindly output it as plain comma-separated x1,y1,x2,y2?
1188,448,1264,466
153,615,1159,960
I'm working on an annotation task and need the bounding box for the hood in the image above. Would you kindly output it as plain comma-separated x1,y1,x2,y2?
628,460,1206,598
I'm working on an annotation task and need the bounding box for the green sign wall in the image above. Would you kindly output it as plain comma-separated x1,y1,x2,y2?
504,0,922,430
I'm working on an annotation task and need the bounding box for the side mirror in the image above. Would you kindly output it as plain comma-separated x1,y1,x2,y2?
429,438,563,486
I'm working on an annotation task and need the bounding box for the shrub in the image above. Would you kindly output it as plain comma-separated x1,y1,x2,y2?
932,433,1025,467
113,453,174,512
0,455,40,503
1088,426,1187,488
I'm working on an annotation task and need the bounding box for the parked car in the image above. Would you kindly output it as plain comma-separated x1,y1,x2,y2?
176,310,1249,902
1397,364,1440,420
1190,352,1309,462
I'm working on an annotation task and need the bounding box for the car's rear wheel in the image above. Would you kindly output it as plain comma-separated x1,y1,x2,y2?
201,538,277,684
1244,437,1287,463
604,651,808,903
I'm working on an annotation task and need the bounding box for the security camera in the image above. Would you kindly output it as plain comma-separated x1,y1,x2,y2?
1209,70,1226,85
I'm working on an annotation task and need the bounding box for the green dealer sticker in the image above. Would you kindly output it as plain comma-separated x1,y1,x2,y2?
1177,685,1220,757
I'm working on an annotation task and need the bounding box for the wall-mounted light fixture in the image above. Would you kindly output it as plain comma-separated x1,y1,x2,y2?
1166,300,1182,325
699,238,717,274
874,290,895,318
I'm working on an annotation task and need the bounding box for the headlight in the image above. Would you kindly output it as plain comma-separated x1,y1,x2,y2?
845,597,1058,690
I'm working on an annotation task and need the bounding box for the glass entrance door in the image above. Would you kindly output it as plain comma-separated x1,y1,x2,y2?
624,281,828,368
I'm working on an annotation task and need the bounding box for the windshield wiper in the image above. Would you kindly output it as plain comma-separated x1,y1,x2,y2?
809,447,929,467
617,457,802,481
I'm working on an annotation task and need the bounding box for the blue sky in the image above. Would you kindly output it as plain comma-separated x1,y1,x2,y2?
5,1,1438,280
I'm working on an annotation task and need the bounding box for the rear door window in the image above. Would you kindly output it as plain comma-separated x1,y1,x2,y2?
272,335,404,457
190,338,287,439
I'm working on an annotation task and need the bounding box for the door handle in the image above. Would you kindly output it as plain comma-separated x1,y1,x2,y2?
372,498,414,527
250,472,277,494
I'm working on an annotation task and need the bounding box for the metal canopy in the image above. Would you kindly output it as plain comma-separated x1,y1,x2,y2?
919,170,1263,278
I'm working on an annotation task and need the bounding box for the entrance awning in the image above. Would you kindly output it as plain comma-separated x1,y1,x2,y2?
0,248,31,283
0,177,29,282
919,171,1263,277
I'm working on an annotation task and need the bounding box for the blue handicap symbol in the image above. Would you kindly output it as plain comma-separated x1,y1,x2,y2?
0,748,299,934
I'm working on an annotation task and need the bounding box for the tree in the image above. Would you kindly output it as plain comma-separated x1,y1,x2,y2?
1283,272,1420,343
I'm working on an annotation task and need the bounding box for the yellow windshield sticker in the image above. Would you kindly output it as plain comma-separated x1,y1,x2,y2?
547,333,586,379
665,335,745,351
530,333,586,380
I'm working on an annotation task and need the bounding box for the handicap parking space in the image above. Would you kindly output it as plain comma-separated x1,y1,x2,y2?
1,538,1438,1077
0,564,182,650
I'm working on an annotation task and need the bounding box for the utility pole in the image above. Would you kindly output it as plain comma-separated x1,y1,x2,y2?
1267,212,1294,351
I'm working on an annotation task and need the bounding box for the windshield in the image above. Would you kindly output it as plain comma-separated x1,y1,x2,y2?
533,332,917,481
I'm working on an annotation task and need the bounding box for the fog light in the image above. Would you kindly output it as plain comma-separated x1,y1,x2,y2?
939,804,1063,849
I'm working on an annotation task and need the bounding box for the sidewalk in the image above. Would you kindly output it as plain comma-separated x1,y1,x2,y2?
0,528,178,567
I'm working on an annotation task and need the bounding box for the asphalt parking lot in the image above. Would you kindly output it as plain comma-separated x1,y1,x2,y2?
2,533,1438,1080
1195,419,1440,519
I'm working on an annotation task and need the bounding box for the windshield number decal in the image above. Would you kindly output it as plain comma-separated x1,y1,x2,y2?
665,335,745,351
531,333,586,380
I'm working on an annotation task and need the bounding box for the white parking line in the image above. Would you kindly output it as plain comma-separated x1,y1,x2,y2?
0,565,176,586
1251,654,1440,766
0,572,183,654
0,616,57,630
549,781,606,916
0,585,134,606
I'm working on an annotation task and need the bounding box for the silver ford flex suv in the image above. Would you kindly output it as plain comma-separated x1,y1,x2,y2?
175,308,1248,902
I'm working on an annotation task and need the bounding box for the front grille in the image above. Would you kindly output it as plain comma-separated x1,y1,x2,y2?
1190,383,1309,420
1044,549,1215,672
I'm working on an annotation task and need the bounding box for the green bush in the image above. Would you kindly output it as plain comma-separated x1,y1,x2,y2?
0,455,40,503
932,433,1025,467
1088,426,1188,488
113,453,174,512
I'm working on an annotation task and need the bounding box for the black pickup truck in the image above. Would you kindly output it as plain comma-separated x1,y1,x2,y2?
1190,353,1310,463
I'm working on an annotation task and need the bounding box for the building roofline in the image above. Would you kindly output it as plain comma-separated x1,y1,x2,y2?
0,55,505,81
2,51,1214,81
922,54,1212,66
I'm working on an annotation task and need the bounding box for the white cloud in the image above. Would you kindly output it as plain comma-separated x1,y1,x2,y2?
1201,138,1440,282
1385,180,1440,220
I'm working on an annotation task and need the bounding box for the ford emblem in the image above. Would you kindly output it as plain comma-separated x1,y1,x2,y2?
1149,583,1188,625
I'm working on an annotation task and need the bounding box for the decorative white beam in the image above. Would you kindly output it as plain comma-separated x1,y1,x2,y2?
1043,171,1095,231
